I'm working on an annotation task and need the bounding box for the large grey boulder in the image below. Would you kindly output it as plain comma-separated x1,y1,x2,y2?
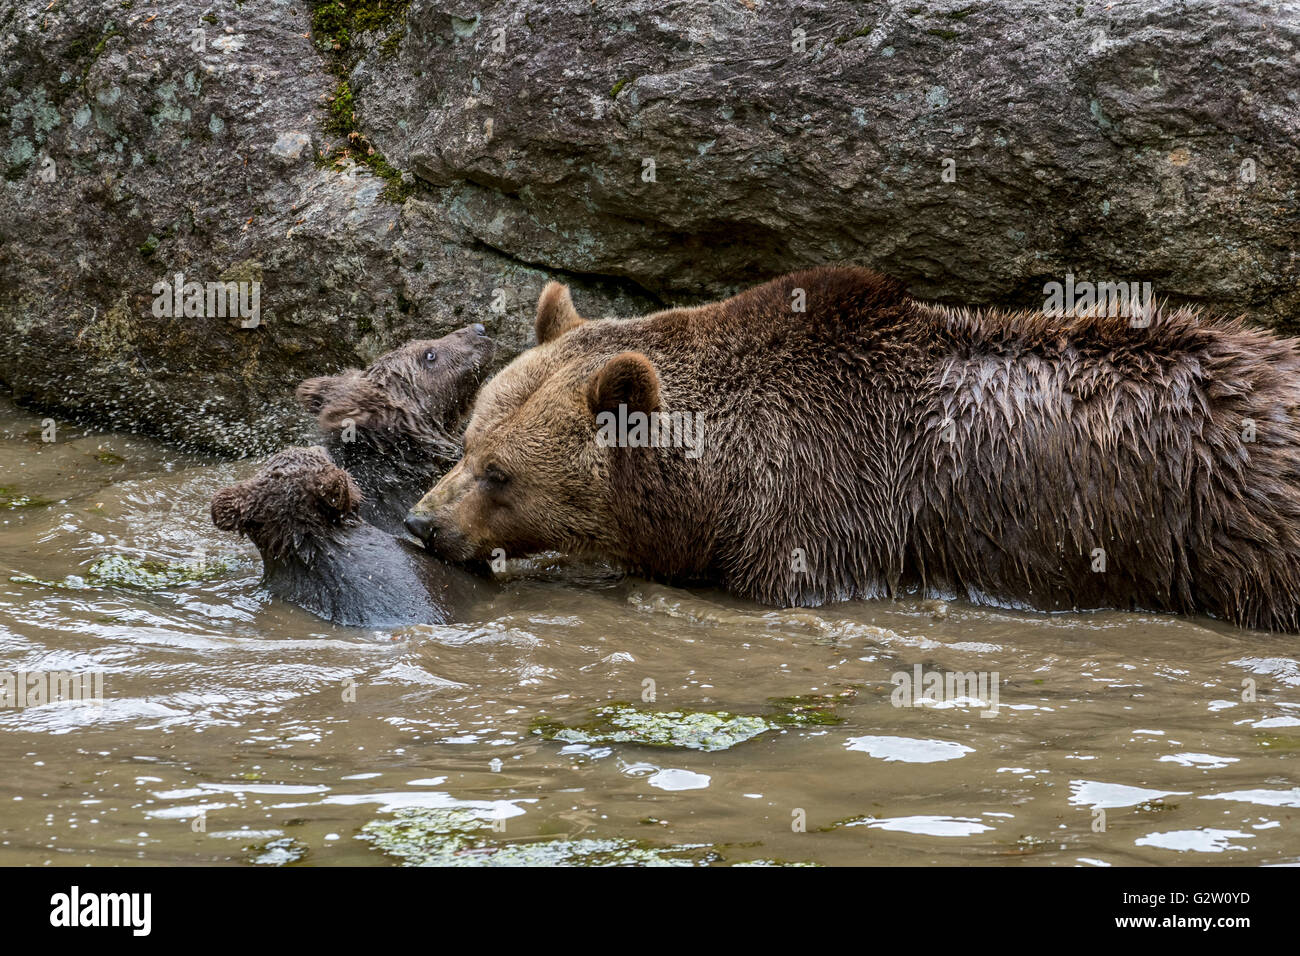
0,0,653,454
364,0,1298,311
2,0,1296,454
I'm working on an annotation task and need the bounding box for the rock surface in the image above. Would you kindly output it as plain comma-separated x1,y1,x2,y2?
2,0,1297,454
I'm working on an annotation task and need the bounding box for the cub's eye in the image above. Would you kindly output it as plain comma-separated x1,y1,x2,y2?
482,464,510,488
423,350,439,365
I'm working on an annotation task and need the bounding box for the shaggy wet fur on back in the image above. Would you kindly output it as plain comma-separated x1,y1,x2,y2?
534,267,1300,631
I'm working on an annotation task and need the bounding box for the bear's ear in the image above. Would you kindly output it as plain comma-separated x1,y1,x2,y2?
313,467,363,522
587,351,661,417
296,372,358,415
316,380,397,436
210,486,245,533
535,282,585,344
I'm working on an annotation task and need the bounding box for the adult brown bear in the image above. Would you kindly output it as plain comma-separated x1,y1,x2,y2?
405,266,1300,632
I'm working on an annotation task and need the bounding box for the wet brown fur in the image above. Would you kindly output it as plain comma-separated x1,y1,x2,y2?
296,326,494,534
212,446,363,563
212,446,486,627
410,266,1300,632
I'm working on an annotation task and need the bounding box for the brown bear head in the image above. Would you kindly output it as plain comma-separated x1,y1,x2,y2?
405,283,661,562
295,324,496,445
211,446,363,561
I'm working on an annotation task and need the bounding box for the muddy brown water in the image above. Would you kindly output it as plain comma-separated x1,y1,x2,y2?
0,396,1296,866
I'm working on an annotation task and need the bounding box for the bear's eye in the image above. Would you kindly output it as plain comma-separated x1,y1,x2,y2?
482,464,510,489
423,350,439,365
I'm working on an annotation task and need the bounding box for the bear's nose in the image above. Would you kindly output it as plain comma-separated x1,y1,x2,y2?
404,512,436,544
470,323,487,336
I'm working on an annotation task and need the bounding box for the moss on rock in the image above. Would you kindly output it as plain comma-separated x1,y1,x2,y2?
309,0,410,55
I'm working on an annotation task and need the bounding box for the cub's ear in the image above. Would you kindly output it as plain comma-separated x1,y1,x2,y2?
316,380,398,435
296,371,359,415
210,486,245,533
535,282,584,344
587,351,660,417
313,466,363,522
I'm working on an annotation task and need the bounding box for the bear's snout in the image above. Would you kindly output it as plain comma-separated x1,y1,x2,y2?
407,465,473,553
404,511,436,543
404,509,477,562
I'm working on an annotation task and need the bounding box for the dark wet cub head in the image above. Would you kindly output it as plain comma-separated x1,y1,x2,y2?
211,446,362,560
296,325,496,443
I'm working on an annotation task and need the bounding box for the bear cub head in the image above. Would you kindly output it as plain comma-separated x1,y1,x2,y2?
211,446,487,626
296,324,495,534
211,446,363,562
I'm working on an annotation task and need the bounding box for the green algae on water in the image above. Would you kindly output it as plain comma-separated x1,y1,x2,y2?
360,807,714,867
248,836,307,866
86,554,239,589
766,692,850,726
531,703,773,752
1135,800,1178,813
0,486,55,510
361,809,818,867
11,553,240,591
731,858,820,867
532,693,851,752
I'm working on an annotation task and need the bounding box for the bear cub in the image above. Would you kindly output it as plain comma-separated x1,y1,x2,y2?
296,324,495,534
211,446,487,627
